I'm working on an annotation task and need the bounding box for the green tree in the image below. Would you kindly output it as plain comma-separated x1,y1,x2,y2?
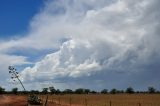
84,89,90,94
110,88,117,94
30,90,39,94
75,88,84,94
49,86,56,94
0,86,5,94
42,88,48,94
101,89,108,94
63,89,73,94
148,87,156,93
116,90,124,93
12,88,18,94
125,87,135,94
90,90,97,94
55,89,61,94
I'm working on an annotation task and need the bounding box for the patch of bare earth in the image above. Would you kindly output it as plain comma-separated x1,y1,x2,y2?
0,95,27,106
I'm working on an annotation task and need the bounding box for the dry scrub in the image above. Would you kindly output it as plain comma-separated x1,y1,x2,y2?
41,94,160,106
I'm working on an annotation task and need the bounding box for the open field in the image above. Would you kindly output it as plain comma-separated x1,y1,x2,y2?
41,94,160,106
0,94,160,106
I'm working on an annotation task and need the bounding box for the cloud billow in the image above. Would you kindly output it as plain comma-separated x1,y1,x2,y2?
1,0,160,90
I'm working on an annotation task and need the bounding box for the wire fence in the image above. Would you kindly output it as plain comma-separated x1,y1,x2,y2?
39,95,160,106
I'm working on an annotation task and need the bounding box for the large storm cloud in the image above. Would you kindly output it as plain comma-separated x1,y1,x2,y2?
1,0,160,90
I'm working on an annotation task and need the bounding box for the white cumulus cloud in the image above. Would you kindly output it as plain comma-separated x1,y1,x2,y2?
1,0,160,90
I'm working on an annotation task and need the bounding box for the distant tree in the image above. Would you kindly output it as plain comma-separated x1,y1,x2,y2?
148,87,156,93
101,89,108,94
55,89,61,94
110,88,117,94
42,88,48,94
117,90,124,94
12,88,18,94
30,90,39,94
90,90,97,94
156,90,160,93
75,88,84,94
0,86,5,94
63,89,73,94
20,90,28,94
125,87,135,94
49,86,56,94
84,89,90,94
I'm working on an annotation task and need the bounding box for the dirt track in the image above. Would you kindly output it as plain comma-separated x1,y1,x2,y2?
0,95,27,106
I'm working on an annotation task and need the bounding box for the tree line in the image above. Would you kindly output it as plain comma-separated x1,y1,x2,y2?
0,86,159,95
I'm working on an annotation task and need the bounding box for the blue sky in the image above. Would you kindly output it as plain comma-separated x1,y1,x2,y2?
0,0,43,38
0,0,160,91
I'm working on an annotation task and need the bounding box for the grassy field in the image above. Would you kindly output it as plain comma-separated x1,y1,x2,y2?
1,94,160,106
40,94,160,106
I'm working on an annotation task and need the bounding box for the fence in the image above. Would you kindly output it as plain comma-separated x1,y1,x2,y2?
39,94,160,106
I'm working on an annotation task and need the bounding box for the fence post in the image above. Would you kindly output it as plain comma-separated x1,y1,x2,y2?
109,101,112,106
44,95,48,106
70,97,72,106
58,97,61,105
41,95,44,103
52,96,53,103
138,103,141,106
41,95,43,101
85,98,88,106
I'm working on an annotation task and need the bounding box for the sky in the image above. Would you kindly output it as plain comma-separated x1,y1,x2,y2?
0,0,44,38
0,0,160,91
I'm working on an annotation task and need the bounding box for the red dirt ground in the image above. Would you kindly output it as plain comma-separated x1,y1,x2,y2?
0,95,27,106
0,95,81,106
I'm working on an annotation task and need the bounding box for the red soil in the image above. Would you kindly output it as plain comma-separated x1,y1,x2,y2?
0,95,27,106
0,95,81,106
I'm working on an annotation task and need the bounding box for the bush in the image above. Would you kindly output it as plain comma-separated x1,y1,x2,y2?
42,88,48,94
0,86,5,94
148,87,156,93
49,86,56,94
28,94,42,105
110,88,117,94
75,88,84,94
125,87,135,94
101,89,108,94
12,88,18,94
63,89,73,94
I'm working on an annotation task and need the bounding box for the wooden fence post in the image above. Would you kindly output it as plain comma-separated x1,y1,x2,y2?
109,101,112,106
44,95,48,106
85,98,88,106
58,97,61,105
69,97,72,106
138,103,141,106
52,96,53,103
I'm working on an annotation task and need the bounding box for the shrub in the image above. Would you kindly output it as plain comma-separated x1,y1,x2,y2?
110,88,117,94
101,89,108,94
0,86,5,94
148,87,156,93
12,88,18,94
125,87,135,94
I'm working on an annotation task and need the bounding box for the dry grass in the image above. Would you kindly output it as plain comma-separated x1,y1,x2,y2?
40,94,160,106
0,94,160,106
